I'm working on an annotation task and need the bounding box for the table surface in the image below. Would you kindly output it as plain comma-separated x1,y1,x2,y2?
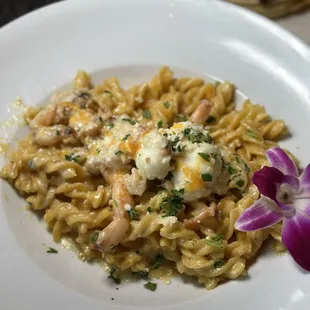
277,10,310,45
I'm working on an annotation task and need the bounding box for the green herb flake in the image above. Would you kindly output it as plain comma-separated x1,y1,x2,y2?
228,166,236,175
107,122,114,128
104,90,112,95
144,282,157,292
28,160,36,170
97,148,101,154
143,109,152,119
128,209,140,221
115,150,124,156
244,163,250,173
151,254,165,269
235,155,240,163
198,153,210,162
236,180,245,188
147,207,152,213
160,189,183,217
246,130,257,139
47,247,58,254
133,271,149,279
91,232,99,244
163,101,171,109
108,269,121,285
206,115,216,124
201,173,212,182
122,134,131,141
56,129,60,136
122,118,136,125
99,116,104,123
182,127,212,144
214,259,225,269
64,153,80,163
157,120,163,128
206,234,225,248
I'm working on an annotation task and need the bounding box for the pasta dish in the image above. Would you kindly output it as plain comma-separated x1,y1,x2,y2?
1,67,290,289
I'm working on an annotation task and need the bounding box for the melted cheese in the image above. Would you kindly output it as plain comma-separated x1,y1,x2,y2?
136,130,171,180
167,121,226,202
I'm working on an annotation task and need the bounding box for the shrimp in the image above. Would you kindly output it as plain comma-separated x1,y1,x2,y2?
184,201,216,230
34,125,75,146
190,99,211,125
95,172,133,252
29,101,74,129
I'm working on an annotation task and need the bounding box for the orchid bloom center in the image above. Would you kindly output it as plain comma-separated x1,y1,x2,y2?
276,183,294,205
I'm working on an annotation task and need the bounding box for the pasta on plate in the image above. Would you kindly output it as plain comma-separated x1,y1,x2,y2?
1,67,290,289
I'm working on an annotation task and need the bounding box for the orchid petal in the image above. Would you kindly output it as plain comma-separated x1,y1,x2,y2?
282,213,310,271
293,198,310,217
277,201,295,213
282,175,299,190
235,196,283,232
298,164,310,198
266,148,298,177
253,166,283,200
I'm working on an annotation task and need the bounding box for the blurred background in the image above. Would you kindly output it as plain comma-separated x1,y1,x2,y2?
0,0,309,43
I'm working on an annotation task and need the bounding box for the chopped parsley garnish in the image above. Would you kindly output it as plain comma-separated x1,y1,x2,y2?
144,282,157,291
206,115,216,124
172,188,184,195
115,150,124,156
198,152,210,162
163,101,171,109
182,127,212,144
65,153,80,163
108,269,121,284
160,189,183,217
46,247,58,254
99,116,104,123
151,254,165,269
236,180,245,188
228,166,236,175
28,160,36,170
235,155,240,163
122,134,131,141
97,148,101,154
107,122,114,128
206,234,225,248
104,90,112,95
246,130,257,139
133,271,149,279
91,232,99,243
215,81,220,87
166,136,180,152
127,209,140,221
214,259,225,269
244,163,250,173
157,120,163,128
201,173,212,182
143,109,152,119
147,207,152,213
56,129,60,136
122,118,136,125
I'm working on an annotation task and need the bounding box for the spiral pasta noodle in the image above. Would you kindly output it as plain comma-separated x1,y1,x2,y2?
1,66,290,290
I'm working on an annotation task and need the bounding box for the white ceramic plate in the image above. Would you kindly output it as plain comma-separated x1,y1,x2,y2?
1,0,310,309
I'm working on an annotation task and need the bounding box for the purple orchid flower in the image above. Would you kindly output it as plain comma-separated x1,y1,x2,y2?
235,147,310,271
